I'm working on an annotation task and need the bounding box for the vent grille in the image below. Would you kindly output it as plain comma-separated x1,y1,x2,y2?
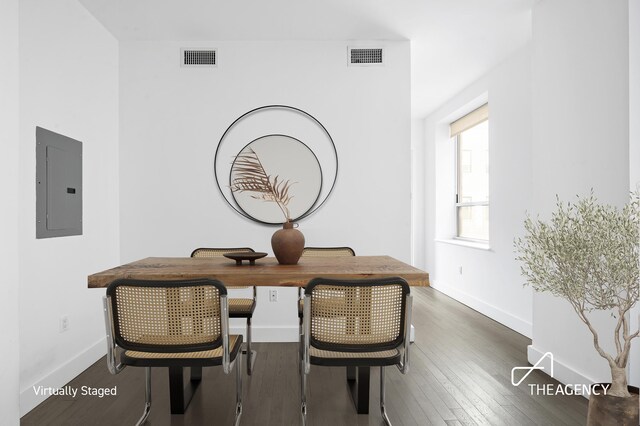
181,49,217,67
349,48,384,65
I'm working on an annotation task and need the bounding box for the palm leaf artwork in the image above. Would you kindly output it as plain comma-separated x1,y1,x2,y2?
230,148,296,221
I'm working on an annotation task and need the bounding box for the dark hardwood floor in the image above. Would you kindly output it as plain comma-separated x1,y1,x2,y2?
21,287,587,425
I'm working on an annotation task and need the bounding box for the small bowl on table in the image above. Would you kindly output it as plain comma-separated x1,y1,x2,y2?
223,252,268,266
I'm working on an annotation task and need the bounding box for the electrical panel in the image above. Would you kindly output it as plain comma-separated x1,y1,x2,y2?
36,127,82,238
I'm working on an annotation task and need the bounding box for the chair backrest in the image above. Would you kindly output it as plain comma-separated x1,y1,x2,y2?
301,247,356,257
191,248,256,292
106,278,227,353
304,276,409,352
191,247,255,258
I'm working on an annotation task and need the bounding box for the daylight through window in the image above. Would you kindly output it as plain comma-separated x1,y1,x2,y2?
450,104,489,241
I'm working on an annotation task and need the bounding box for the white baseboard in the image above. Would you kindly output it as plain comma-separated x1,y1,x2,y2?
527,345,597,399
20,337,107,416
431,279,532,337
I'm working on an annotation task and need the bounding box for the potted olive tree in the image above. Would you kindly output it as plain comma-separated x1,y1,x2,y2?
515,191,639,425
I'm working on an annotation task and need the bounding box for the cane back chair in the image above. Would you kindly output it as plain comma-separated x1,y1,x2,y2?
103,278,243,426
191,247,257,375
298,247,356,320
300,276,412,426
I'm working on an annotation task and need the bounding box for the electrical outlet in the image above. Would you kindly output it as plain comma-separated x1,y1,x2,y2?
60,315,69,333
269,289,278,302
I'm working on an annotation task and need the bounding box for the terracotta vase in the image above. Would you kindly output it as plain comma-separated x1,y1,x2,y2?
271,221,305,265
587,385,639,426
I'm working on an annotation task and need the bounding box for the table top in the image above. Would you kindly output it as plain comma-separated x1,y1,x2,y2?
87,255,429,289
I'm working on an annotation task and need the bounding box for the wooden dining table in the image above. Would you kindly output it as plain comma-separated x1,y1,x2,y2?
88,255,429,288
88,255,429,415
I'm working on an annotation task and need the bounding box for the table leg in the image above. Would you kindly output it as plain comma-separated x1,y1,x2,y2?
168,366,202,414
346,366,370,414
347,366,356,381
191,366,202,382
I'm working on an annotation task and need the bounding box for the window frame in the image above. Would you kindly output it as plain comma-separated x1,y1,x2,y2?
454,121,489,243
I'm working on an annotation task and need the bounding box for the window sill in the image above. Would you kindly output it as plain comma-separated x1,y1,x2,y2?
435,238,491,251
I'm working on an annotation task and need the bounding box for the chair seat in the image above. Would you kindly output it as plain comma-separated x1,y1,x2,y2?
309,345,401,367
122,335,243,367
229,298,256,317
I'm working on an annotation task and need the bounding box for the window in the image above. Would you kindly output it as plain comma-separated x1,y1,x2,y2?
450,104,489,241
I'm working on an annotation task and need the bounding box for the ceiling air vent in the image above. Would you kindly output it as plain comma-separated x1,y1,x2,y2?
181,48,217,67
348,47,384,66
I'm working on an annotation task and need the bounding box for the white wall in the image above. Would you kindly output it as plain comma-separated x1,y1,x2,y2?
628,0,639,388
419,46,533,337
411,118,426,268
0,0,21,423
18,0,119,414
119,40,411,340
530,0,631,387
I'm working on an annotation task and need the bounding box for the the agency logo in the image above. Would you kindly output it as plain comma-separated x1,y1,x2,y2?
511,351,554,386
511,352,608,396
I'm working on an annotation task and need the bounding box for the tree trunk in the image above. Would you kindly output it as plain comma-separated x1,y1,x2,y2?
609,365,631,397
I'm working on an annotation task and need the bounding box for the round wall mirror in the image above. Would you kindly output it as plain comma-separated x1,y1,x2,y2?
229,134,322,224
214,105,338,225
